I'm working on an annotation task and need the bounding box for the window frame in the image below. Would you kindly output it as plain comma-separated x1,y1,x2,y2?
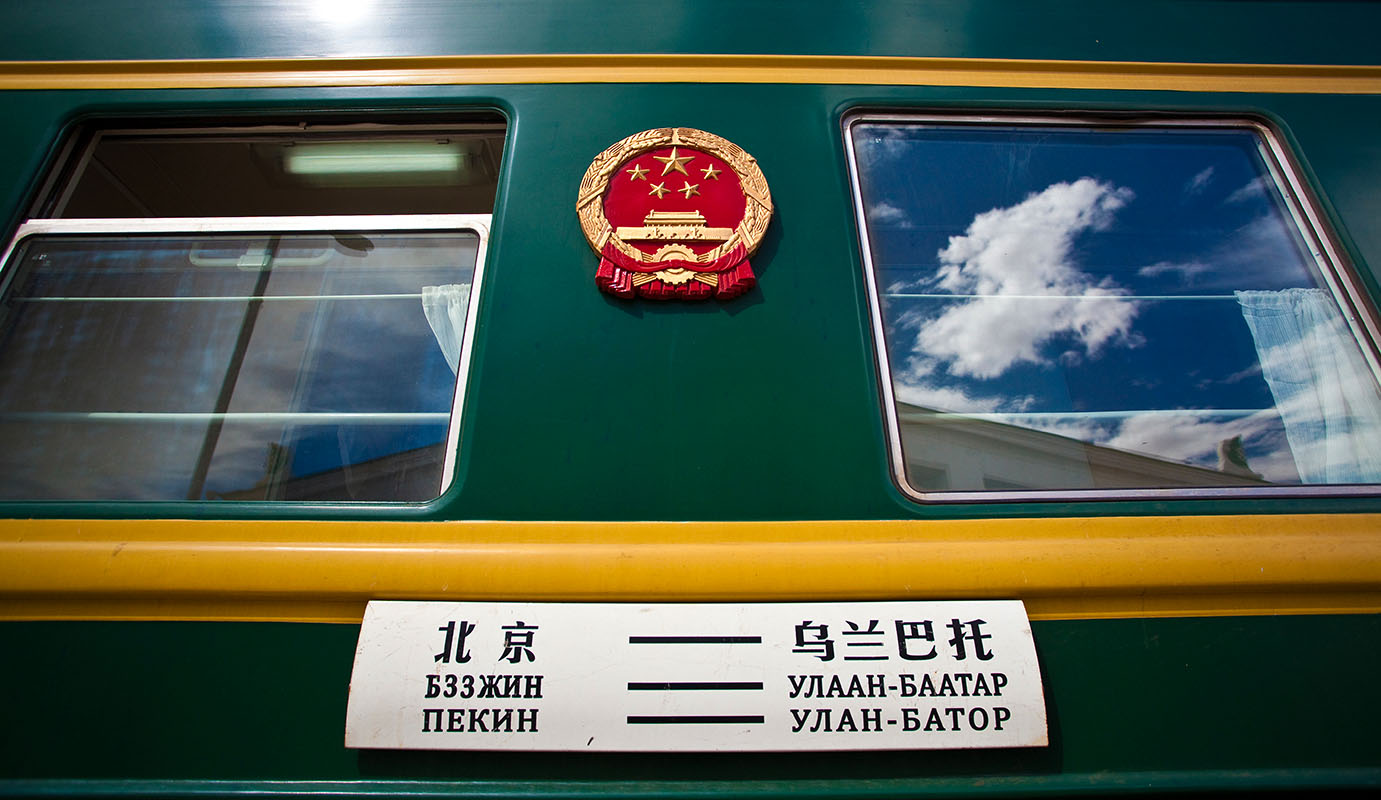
844,111,1381,503
0,213,491,503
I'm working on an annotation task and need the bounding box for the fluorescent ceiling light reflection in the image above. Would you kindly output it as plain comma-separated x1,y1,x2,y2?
285,143,464,175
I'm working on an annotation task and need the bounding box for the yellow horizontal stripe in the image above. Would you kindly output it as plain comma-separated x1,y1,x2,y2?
0,54,1377,93
0,515,1378,623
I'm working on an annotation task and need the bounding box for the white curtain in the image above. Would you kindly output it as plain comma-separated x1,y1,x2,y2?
422,283,472,375
1236,288,1381,483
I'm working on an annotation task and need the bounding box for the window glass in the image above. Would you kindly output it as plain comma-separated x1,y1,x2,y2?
0,227,479,501
849,117,1381,497
0,121,499,502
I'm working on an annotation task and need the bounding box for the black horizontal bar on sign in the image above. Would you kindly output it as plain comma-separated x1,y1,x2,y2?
626,715,765,725
627,636,762,644
626,682,764,691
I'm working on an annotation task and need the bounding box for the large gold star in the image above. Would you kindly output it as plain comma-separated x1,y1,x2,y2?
626,164,649,181
679,182,700,199
653,147,694,176
648,181,670,199
701,164,722,180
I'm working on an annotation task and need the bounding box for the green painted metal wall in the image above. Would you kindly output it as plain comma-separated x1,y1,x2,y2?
2,616,1378,795
1,82,1380,522
0,0,1378,66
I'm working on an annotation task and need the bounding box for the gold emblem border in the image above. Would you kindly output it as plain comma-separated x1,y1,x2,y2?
577,128,773,266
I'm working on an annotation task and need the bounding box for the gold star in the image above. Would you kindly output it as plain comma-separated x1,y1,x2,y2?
701,164,721,180
679,182,700,199
649,181,669,199
653,147,694,176
626,164,649,181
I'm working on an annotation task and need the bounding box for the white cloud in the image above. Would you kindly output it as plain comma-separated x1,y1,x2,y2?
1185,166,1215,195
870,200,913,229
895,352,938,380
855,125,915,169
1138,259,1212,282
1220,213,1308,281
1163,212,1312,291
1003,414,1113,445
893,381,1032,414
891,353,1034,414
1131,206,1308,292
1104,410,1285,474
1222,363,1263,385
1226,177,1268,204
904,178,1141,379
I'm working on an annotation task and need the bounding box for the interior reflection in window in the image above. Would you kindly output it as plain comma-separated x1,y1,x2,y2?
851,120,1381,494
0,231,476,501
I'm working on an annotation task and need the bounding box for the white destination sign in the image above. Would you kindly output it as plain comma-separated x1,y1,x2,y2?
345,601,1047,751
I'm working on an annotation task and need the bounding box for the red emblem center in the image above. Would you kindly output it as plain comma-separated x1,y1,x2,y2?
602,147,744,264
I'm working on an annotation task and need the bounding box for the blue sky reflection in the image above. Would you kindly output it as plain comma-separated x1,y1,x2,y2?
854,122,1381,489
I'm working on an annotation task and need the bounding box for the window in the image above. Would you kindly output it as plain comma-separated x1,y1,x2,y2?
0,121,503,501
847,114,1381,500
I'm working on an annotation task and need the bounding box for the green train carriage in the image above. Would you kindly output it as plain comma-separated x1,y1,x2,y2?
1,0,1380,796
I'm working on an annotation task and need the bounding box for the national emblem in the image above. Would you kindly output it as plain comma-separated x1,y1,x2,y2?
577,128,773,300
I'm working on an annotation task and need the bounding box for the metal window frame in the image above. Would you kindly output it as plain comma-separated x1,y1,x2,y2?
0,213,491,502
843,111,1381,503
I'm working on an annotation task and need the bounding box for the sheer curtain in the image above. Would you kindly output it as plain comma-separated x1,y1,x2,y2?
1237,288,1381,483
422,283,472,375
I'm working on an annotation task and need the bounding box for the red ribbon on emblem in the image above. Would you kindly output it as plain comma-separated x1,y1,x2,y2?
595,241,754,300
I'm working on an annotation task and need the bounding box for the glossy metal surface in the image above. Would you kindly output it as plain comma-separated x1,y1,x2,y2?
1,515,1379,622
0,0,1380,66
1,54,1380,92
